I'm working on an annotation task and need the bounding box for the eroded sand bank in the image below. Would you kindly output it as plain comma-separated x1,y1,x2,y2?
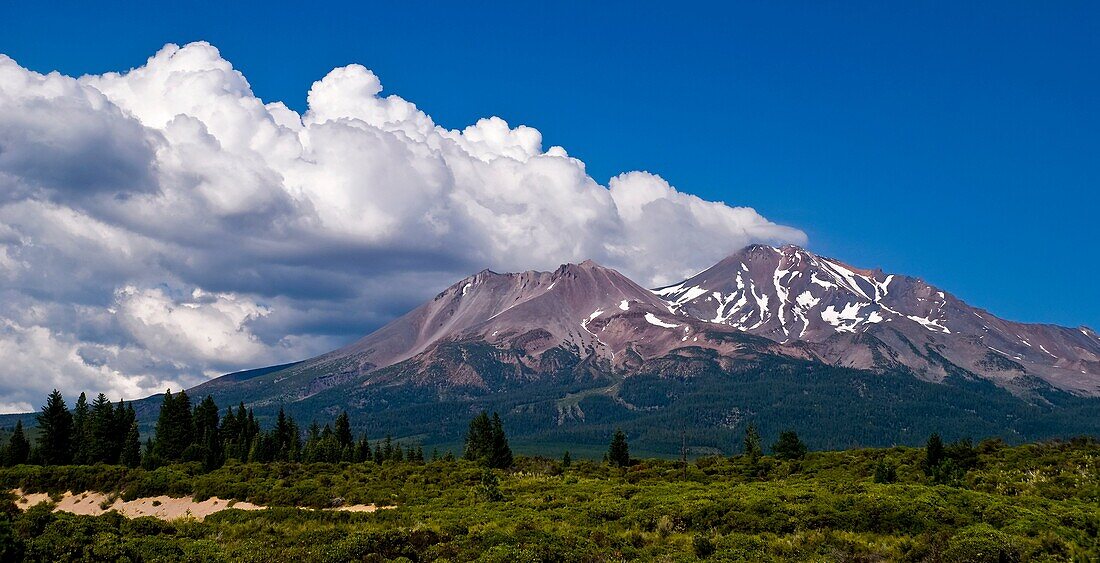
12,489,389,521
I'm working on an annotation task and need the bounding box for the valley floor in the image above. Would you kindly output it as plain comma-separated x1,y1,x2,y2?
1,438,1097,561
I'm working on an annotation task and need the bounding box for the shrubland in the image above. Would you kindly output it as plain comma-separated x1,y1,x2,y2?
0,437,1097,561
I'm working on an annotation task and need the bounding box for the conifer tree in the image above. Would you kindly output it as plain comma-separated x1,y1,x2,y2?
608,428,630,468
275,408,292,461
119,421,141,468
923,433,945,476
71,392,90,463
3,421,30,466
772,430,807,460
334,411,353,450
113,400,130,449
222,408,235,460
193,396,222,469
87,393,116,463
562,450,572,468
463,411,493,463
489,413,513,469
152,390,194,461
354,435,371,463
373,437,385,464
381,434,394,461
743,423,762,460
35,390,73,465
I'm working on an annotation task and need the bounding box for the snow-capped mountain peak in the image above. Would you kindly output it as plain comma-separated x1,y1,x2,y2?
654,245,1100,395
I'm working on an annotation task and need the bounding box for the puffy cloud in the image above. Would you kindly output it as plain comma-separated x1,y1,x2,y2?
0,42,805,407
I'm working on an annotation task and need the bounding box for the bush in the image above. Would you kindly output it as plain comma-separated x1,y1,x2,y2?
692,533,716,558
944,524,1021,563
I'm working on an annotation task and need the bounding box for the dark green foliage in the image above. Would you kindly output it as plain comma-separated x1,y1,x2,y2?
2,422,30,466
771,430,807,460
464,412,512,468
302,422,342,463
872,459,897,484
562,450,571,468
70,393,89,464
464,411,493,463
119,422,141,468
923,434,979,484
478,467,504,501
86,393,116,464
608,428,630,467
692,533,716,558
924,432,945,475
221,403,259,462
945,437,979,471
152,390,193,462
489,413,512,469
334,411,352,450
742,423,762,460
191,395,221,470
35,390,73,465
354,435,372,463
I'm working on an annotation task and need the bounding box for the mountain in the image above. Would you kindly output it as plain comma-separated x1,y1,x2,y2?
5,246,1098,455
194,260,811,409
655,244,1100,397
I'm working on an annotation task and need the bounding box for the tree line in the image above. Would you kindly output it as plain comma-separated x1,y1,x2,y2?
1,389,427,469
1,390,140,467
2,389,980,479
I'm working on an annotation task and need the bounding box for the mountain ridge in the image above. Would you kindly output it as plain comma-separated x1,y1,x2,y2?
4,244,1099,454
654,244,1100,396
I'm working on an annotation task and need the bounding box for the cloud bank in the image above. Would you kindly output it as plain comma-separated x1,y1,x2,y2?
0,42,805,411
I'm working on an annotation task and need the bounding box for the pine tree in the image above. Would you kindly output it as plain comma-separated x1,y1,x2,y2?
489,413,513,469
334,411,352,450
772,430,808,460
274,408,292,461
220,407,238,459
372,438,385,464
36,390,73,465
119,421,141,468
3,421,30,466
608,428,630,468
87,393,116,463
110,400,130,462
193,396,222,470
873,459,897,484
463,412,493,463
71,392,90,464
742,423,762,460
354,435,371,463
923,433,946,476
152,390,194,461
562,450,572,468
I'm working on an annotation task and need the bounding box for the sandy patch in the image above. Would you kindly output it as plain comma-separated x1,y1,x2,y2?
12,489,389,521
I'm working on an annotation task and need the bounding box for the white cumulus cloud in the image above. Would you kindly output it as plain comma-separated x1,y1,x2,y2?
0,42,805,410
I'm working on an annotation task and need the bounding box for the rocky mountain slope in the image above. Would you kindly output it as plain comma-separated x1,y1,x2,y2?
655,245,1100,396
207,260,813,406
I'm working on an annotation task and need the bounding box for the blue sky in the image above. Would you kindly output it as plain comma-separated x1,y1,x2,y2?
3,0,1097,328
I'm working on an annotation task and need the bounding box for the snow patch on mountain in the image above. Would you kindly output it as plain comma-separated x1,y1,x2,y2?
644,313,679,329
